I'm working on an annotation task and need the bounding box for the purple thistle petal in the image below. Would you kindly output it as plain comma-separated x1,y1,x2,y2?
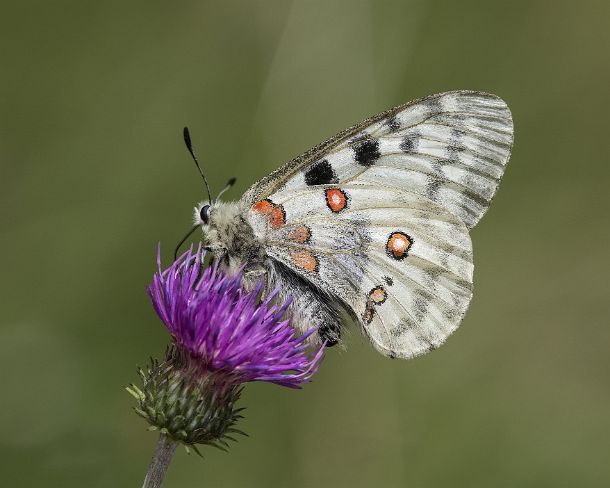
147,244,324,388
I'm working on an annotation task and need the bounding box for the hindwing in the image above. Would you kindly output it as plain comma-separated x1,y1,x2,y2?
246,184,472,359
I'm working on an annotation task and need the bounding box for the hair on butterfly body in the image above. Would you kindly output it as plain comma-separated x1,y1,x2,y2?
182,90,514,359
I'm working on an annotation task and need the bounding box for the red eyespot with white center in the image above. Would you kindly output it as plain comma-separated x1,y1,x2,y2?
386,231,413,260
325,188,348,213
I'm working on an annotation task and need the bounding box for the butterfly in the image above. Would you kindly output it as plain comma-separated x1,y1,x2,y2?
183,90,513,359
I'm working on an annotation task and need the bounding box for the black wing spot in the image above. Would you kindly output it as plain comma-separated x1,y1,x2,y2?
383,276,394,286
304,159,338,186
426,178,442,201
447,144,466,157
447,129,465,158
353,138,381,167
399,135,419,152
386,116,400,133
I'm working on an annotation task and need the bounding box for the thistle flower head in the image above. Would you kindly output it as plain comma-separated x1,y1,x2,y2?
129,244,324,451
147,244,323,388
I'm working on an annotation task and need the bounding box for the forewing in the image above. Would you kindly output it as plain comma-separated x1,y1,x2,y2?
242,90,513,228
247,184,473,359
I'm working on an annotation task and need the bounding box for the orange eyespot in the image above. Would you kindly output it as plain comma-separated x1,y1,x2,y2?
369,286,387,304
271,206,286,229
252,199,286,229
252,199,274,214
325,188,348,213
288,225,311,244
386,232,413,260
290,250,319,273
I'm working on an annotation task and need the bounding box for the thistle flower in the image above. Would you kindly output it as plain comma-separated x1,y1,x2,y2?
128,244,324,487
147,244,323,388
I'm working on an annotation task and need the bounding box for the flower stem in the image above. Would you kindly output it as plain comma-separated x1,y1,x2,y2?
142,433,178,488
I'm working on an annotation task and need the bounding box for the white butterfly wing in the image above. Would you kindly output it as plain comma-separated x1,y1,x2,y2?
242,91,512,358
247,184,472,359
245,90,513,228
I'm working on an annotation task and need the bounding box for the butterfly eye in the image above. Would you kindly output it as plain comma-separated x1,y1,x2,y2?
199,204,211,224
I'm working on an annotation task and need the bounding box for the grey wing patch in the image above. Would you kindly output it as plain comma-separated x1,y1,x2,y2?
266,219,373,307
360,245,473,360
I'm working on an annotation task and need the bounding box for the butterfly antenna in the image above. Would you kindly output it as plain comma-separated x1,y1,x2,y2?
183,127,213,205
174,224,200,261
216,177,236,201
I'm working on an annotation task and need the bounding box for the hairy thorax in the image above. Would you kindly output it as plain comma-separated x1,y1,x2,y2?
204,201,267,276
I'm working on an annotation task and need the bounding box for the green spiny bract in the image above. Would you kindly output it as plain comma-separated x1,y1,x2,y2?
127,348,246,454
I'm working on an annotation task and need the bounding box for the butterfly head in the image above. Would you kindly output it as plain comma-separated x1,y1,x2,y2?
193,201,244,250
192,200,262,274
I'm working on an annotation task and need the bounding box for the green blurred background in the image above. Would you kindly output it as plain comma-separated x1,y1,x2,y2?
2,1,609,486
